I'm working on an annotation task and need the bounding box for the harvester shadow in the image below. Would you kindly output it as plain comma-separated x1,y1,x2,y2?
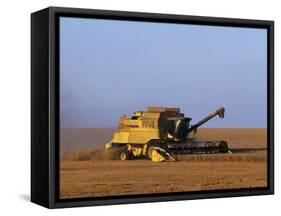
230,148,267,153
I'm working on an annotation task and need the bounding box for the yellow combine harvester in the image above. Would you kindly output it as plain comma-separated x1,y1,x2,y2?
105,106,229,162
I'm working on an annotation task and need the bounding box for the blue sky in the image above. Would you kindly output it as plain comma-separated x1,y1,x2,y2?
60,17,267,128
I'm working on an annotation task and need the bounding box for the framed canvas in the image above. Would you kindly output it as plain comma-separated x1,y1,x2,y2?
31,6,274,208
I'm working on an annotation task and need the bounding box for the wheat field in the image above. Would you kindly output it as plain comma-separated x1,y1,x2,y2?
60,128,267,199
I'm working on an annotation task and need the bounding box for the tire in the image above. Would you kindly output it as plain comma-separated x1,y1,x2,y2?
218,141,229,153
118,149,131,161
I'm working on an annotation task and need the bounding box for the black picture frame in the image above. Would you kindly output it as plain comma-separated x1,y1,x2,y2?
31,6,274,208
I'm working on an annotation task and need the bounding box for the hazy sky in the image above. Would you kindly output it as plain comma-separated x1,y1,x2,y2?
60,17,267,128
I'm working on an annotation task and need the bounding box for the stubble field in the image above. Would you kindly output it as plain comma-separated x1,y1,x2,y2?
60,128,267,199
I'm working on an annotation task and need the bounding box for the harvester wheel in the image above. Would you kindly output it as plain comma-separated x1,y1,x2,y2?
119,150,131,161
218,141,229,153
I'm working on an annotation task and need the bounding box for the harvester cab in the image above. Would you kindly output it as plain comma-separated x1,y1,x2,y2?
104,106,228,162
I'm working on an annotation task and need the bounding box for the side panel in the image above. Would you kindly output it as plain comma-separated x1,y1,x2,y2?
31,8,50,208
128,129,160,144
112,132,130,143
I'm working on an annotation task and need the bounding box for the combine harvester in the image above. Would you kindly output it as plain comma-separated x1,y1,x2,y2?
104,107,229,162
